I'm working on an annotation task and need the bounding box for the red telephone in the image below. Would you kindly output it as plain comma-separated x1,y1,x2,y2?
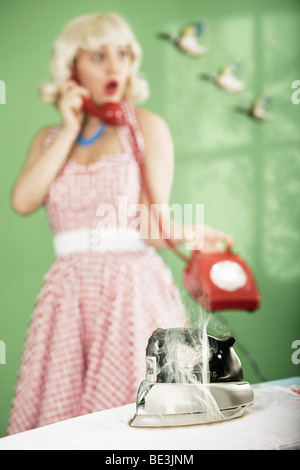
183,246,260,312
70,67,125,125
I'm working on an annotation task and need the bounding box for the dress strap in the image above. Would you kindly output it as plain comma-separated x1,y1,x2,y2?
42,125,62,151
120,100,146,168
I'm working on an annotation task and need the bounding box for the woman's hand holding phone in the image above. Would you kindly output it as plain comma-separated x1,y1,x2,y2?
57,80,90,134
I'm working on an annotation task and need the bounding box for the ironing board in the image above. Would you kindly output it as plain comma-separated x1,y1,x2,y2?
0,377,299,450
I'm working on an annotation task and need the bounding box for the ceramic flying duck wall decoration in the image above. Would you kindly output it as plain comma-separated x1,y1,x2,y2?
158,22,208,57
201,62,246,93
235,95,274,121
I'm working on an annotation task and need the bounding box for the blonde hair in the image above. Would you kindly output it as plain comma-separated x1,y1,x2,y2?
39,12,149,104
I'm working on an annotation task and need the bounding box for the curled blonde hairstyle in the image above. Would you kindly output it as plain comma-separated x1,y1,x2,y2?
39,12,149,104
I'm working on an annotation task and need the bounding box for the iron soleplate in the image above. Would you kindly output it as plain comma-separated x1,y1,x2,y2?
130,381,254,427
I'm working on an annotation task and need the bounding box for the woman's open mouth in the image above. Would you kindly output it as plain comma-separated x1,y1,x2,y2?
105,80,119,96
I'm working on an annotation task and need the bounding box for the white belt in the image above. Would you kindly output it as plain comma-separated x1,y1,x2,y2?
53,227,148,257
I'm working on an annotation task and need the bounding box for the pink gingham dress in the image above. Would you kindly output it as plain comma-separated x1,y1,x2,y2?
7,101,187,435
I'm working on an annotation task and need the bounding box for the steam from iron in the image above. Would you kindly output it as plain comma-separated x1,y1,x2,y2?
130,288,254,427
167,315,224,423
145,298,230,425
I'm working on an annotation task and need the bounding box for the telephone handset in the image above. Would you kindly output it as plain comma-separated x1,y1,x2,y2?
70,67,125,125
81,97,125,125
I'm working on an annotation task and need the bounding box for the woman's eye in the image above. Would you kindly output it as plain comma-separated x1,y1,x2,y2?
92,52,105,61
117,49,127,58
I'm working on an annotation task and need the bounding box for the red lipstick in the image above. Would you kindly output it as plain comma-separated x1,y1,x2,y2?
105,80,118,95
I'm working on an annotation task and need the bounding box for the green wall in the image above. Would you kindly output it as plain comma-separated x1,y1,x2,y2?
0,0,299,437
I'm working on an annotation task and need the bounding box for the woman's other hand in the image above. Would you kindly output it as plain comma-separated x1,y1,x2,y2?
184,224,235,253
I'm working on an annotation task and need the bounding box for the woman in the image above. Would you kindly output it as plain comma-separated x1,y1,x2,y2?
8,12,234,434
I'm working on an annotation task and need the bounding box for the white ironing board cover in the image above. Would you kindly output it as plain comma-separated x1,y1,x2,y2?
0,378,299,450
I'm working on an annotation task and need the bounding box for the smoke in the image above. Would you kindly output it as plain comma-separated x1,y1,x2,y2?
156,314,212,385
131,284,254,427
140,306,229,425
